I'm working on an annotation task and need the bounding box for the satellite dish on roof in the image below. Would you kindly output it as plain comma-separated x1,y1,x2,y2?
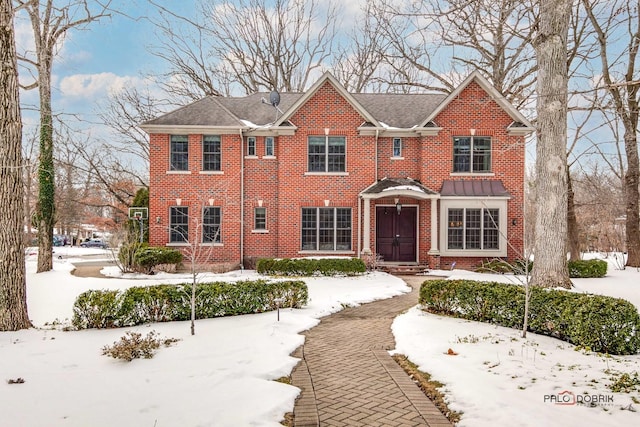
269,90,280,107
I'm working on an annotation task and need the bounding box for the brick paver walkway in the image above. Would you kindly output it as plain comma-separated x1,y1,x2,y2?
291,275,453,427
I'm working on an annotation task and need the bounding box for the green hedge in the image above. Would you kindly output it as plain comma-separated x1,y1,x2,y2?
72,280,308,329
256,257,366,276
419,279,640,355
477,259,607,278
118,243,183,273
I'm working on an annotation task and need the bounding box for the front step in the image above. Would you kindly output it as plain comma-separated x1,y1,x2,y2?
379,264,430,275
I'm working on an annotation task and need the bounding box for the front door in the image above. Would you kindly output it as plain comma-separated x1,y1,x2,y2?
376,206,417,262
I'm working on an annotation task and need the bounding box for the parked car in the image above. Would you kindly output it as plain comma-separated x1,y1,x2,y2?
80,239,108,249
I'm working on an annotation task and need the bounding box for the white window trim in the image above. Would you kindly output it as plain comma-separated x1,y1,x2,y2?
307,135,347,173
247,136,257,157
265,136,275,157
392,137,402,157
439,198,508,257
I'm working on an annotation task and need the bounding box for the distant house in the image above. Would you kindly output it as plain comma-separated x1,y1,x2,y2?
140,71,533,270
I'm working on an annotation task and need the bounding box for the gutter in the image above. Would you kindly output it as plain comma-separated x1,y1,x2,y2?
239,128,245,268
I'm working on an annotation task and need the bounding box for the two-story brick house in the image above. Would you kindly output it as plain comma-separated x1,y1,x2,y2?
140,71,533,270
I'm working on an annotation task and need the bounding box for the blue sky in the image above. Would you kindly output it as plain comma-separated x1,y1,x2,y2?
15,1,196,137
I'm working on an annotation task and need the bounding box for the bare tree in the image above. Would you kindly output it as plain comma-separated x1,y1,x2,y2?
1,0,30,330
331,1,389,92
582,0,640,267
16,0,111,272
531,0,572,288
149,0,338,99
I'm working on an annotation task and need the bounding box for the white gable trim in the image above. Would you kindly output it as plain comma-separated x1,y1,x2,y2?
420,71,534,131
274,72,381,127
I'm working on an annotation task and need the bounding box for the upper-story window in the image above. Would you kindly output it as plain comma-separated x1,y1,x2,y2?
265,137,275,157
392,138,402,157
308,136,346,172
170,135,189,171
453,136,491,173
203,135,221,171
247,137,256,156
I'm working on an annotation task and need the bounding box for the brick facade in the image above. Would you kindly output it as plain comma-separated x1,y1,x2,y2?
143,72,532,271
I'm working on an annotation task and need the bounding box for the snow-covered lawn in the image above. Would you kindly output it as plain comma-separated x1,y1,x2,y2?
394,257,640,427
1,249,638,426
1,248,410,427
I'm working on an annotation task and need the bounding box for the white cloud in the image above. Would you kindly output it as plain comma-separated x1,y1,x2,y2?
59,72,147,99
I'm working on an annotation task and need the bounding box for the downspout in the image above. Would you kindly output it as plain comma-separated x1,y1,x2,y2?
357,195,362,257
374,128,379,181
239,128,245,268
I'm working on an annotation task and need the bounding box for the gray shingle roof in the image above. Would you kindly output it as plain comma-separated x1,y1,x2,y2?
142,91,446,129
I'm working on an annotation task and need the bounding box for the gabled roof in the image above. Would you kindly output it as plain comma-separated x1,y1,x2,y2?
420,71,534,130
140,71,532,135
361,177,438,199
273,72,381,127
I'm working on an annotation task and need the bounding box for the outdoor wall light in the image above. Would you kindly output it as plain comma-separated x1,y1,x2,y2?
512,218,518,226
156,217,161,224
395,198,402,214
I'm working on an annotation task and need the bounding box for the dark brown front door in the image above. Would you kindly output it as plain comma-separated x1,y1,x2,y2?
376,206,417,262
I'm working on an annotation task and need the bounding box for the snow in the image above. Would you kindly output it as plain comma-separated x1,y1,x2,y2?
381,185,426,193
393,255,640,427
2,250,639,426
2,248,409,427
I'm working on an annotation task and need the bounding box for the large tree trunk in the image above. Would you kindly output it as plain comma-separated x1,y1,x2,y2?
0,0,31,330
531,0,572,288
623,127,640,267
567,171,581,261
36,57,54,273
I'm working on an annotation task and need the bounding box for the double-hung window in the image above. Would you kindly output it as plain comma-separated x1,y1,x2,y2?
170,206,189,243
308,136,346,172
301,207,351,251
265,137,275,157
170,135,189,171
447,208,499,250
203,207,221,243
203,135,221,171
247,137,256,156
453,136,491,173
254,207,266,230
393,138,402,157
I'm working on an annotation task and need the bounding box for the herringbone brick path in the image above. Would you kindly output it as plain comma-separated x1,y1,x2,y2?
291,276,453,427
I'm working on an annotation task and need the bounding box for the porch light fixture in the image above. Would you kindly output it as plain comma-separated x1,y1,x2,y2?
156,216,161,224
512,218,518,226
208,198,215,206
176,198,182,206
395,198,402,214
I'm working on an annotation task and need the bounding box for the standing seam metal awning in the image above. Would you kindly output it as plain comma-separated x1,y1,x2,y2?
440,180,511,197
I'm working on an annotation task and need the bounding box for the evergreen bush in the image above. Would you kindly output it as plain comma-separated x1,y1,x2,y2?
72,280,308,329
419,279,640,355
256,257,366,276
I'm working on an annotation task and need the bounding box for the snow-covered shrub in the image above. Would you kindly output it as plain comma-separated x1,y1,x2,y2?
419,279,640,355
101,331,179,362
567,259,608,278
72,280,308,329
